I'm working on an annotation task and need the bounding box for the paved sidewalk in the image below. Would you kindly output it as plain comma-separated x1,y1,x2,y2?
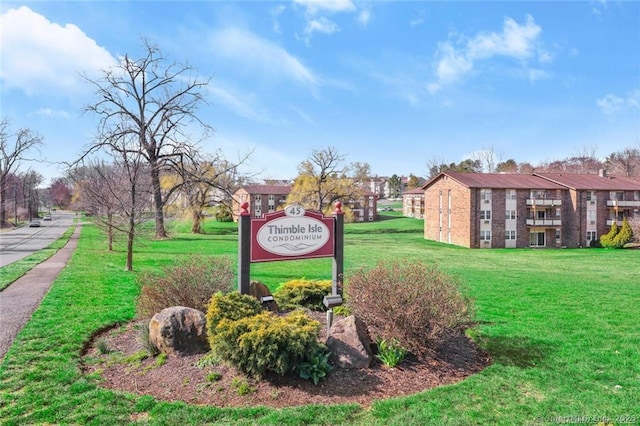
0,225,81,361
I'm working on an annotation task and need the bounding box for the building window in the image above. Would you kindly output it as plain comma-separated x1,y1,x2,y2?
505,230,516,240
480,189,492,202
530,190,545,199
555,229,561,241
506,210,516,220
587,210,596,224
254,195,262,203
537,210,546,220
480,230,491,240
587,231,597,241
480,210,491,220
530,232,545,246
610,191,624,201
586,191,596,201
507,189,517,200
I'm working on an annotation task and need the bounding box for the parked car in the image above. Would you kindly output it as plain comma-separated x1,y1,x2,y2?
43,215,52,221
29,220,41,227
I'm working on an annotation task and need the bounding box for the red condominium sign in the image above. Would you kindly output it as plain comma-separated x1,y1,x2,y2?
250,205,335,262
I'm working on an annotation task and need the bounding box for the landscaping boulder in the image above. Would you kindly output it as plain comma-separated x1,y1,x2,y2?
149,306,208,356
249,280,279,312
326,315,374,369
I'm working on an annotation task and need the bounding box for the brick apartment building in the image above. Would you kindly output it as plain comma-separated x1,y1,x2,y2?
423,171,640,248
402,187,425,219
232,184,378,222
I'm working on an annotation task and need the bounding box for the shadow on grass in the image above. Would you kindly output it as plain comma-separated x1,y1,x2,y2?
481,336,554,368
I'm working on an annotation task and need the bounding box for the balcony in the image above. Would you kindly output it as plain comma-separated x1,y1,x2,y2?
606,200,640,207
607,219,622,226
526,199,562,206
526,219,562,226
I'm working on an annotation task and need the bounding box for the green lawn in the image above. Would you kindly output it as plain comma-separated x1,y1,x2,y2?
0,216,638,425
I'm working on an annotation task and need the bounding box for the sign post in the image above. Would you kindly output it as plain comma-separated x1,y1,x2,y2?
238,202,251,295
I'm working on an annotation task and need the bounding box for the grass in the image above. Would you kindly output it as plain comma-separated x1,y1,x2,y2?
1,216,639,425
0,225,77,291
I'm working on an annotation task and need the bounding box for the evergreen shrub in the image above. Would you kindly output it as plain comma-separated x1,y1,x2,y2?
209,310,323,378
274,279,332,311
206,292,262,342
612,218,633,248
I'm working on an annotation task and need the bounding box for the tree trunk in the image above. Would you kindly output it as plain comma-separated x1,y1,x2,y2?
150,162,167,239
191,209,202,234
107,213,114,251
0,176,7,227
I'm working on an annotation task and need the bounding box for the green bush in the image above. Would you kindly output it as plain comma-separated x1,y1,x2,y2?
214,204,234,222
346,259,474,358
274,279,332,312
613,218,633,248
209,310,322,378
206,292,262,342
599,222,618,248
137,255,235,318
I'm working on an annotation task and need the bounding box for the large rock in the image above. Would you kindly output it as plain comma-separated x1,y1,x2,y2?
326,315,374,369
149,306,208,356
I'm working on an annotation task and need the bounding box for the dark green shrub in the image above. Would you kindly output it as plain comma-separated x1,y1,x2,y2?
613,218,633,248
209,310,322,378
137,255,235,318
206,292,262,342
346,259,474,358
274,279,332,311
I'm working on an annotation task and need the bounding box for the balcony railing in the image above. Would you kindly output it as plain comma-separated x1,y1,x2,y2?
606,200,640,207
526,219,562,226
607,219,622,226
526,199,562,206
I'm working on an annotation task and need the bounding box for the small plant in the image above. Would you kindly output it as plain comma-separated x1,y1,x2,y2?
154,353,167,367
298,351,333,385
376,338,408,368
139,324,160,356
231,378,256,396
97,338,112,354
206,372,222,382
206,292,262,343
196,352,222,369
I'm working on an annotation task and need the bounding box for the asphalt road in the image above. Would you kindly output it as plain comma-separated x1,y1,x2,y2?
0,210,77,267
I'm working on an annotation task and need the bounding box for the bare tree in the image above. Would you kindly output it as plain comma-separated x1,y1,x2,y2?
172,151,242,234
80,41,211,239
469,146,504,173
606,146,640,177
0,119,43,226
288,146,368,213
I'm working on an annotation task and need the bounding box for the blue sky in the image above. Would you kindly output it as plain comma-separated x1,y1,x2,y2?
1,1,639,186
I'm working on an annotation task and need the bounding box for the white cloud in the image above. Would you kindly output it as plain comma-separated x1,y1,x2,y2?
597,90,640,114
306,17,340,36
357,9,372,27
294,0,356,16
210,27,318,86
0,6,116,95
429,15,547,93
29,108,72,119
208,82,277,124
271,5,286,34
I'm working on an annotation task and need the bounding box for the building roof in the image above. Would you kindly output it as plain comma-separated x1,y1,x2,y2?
423,172,565,190
237,185,292,195
402,187,425,195
534,173,640,191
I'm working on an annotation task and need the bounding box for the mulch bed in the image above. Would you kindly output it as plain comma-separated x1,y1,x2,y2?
80,315,491,409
